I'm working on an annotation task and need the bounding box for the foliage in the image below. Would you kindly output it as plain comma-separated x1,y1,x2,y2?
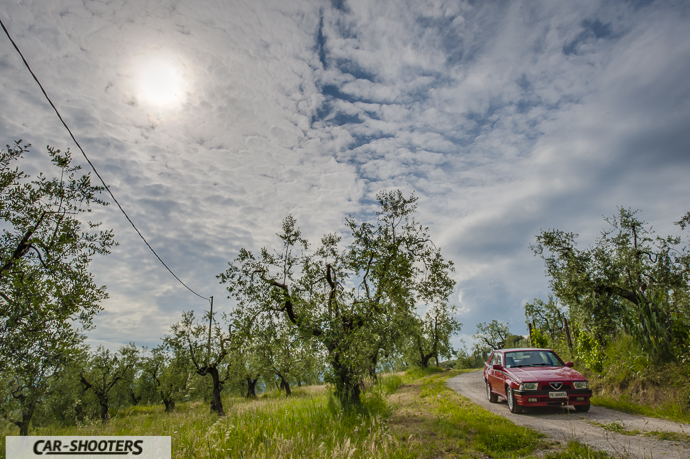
80,344,139,422
251,311,323,396
524,295,572,343
472,320,510,350
143,345,191,412
220,190,455,404
406,302,462,368
503,334,530,349
531,207,690,365
586,333,690,425
530,328,549,348
573,327,605,372
0,141,115,435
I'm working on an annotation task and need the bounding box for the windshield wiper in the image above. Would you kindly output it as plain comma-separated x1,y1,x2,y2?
531,363,556,366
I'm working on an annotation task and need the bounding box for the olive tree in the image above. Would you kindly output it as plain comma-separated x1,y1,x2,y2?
473,320,510,350
0,141,115,434
531,207,690,362
80,344,139,422
220,191,455,404
253,313,322,396
408,303,462,368
143,345,190,412
165,311,234,416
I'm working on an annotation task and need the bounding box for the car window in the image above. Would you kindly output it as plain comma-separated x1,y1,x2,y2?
505,351,564,367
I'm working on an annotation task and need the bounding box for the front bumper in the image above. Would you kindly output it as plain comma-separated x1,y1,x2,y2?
513,389,592,407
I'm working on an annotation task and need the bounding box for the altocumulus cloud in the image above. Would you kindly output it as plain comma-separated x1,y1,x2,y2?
0,0,688,350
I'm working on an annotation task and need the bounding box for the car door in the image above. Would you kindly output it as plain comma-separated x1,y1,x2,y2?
488,353,503,395
493,353,507,397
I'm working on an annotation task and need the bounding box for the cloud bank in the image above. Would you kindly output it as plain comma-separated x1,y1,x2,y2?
1,0,688,350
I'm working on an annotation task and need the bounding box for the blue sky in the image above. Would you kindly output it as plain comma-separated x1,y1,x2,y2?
1,0,689,352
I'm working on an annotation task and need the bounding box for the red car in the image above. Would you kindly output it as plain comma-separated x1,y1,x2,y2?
483,348,592,414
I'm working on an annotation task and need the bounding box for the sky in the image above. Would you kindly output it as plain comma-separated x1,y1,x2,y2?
1,0,689,353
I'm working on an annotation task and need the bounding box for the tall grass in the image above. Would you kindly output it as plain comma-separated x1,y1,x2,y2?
2,369,601,458
585,334,690,425
1,386,401,459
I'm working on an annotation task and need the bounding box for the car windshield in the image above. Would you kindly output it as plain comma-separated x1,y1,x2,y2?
504,351,563,368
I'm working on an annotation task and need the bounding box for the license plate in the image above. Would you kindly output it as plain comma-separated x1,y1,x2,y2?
549,391,567,398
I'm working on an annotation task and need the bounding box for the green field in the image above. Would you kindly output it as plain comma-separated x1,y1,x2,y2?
1,369,609,458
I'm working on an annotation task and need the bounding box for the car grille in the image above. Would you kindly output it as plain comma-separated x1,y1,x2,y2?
539,383,572,390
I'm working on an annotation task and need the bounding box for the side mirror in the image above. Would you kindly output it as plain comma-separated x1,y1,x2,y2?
492,364,503,371
565,361,574,368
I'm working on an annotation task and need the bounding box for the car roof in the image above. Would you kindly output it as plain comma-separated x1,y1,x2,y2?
500,348,554,352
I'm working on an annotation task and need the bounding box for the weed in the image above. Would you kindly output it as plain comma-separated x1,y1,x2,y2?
544,440,614,458
644,430,690,443
587,420,640,436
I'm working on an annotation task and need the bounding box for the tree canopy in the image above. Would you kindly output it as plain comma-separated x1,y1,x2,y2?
531,207,690,364
219,190,456,404
0,141,115,434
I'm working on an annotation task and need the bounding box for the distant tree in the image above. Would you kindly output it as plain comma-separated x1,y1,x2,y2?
253,313,321,396
143,345,190,412
531,207,690,362
165,310,234,416
80,344,139,422
503,334,530,349
524,296,567,339
0,141,115,435
220,191,455,404
408,303,462,368
473,320,510,350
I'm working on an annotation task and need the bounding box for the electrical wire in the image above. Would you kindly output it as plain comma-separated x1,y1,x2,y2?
1,18,210,302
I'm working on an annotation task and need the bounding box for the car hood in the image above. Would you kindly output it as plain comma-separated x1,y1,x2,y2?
506,366,586,382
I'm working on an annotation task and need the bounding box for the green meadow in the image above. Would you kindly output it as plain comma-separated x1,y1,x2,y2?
1,369,606,459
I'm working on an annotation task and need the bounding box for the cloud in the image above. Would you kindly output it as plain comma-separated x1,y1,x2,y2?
1,0,688,350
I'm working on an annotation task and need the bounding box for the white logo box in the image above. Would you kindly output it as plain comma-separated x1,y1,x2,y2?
6,436,171,459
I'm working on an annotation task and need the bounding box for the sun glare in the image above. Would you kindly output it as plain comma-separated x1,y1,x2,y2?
132,54,187,110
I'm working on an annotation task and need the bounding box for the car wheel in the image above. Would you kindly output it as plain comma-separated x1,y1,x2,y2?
506,386,523,414
486,381,498,403
574,403,590,413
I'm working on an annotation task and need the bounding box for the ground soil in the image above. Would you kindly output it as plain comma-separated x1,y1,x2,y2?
447,370,690,458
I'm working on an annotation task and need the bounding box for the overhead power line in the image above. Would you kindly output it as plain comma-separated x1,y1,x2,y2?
1,18,210,302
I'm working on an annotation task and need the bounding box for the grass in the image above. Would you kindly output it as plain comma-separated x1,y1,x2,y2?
1,368,612,458
387,368,545,457
589,394,690,425
587,420,640,436
587,420,690,444
582,334,690,426
543,440,614,459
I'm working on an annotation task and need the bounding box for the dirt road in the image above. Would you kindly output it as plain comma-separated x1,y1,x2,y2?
446,371,689,458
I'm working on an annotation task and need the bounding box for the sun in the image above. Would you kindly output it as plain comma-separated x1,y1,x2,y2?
132,53,187,110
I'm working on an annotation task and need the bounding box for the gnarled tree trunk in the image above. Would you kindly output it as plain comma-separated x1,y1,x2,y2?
206,367,225,416
279,376,291,396
246,377,259,399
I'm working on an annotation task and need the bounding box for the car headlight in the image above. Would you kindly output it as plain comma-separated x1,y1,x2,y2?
520,383,538,390
573,381,589,389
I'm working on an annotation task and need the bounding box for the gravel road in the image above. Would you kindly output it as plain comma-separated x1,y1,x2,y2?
446,371,689,458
